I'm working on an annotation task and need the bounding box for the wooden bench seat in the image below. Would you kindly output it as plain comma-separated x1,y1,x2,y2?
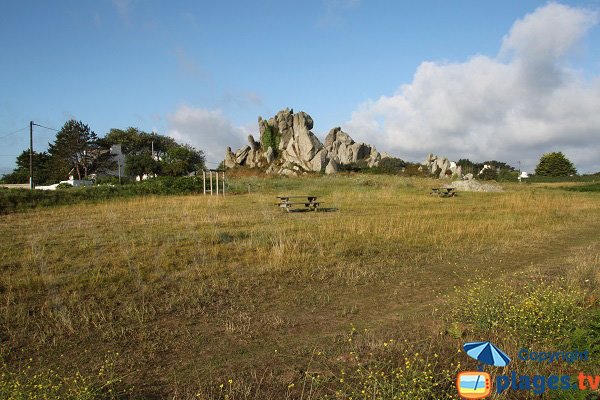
430,187,456,197
276,201,323,212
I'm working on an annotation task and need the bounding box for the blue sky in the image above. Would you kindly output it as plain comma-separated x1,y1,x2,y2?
1,0,600,173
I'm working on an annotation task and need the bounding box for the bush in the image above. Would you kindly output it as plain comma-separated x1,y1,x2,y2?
371,157,406,174
479,167,498,180
497,169,519,182
0,176,207,215
260,125,280,156
337,161,367,172
56,182,73,189
94,175,132,185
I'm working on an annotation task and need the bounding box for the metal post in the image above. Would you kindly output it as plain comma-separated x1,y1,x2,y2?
216,170,219,195
29,121,33,190
222,171,225,196
203,170,206,194
209,170,213,195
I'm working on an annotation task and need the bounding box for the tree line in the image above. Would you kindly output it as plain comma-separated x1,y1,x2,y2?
1,120,205,185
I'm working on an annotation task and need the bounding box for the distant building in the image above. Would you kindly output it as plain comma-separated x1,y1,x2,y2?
518,171,529,182
108,144,126,178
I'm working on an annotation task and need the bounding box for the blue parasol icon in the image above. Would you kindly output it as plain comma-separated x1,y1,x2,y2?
463,341,511,369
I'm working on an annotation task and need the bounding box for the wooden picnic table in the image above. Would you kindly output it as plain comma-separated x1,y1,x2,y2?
276,195,322,212
430,187,456,197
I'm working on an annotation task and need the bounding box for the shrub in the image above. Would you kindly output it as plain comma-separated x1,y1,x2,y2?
56,182,73,190
0,176,206,215
337,161,366,172
372,157,406,174
260,125,280,155
497,169,519,182
479,167,498,180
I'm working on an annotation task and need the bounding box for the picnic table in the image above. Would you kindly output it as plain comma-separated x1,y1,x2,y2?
430,187,456,197
276,195,322,212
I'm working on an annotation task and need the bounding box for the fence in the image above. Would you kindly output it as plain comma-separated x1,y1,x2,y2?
202,170,225,196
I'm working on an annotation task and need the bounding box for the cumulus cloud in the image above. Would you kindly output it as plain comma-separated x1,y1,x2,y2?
345,3,600,172
167,106,249,165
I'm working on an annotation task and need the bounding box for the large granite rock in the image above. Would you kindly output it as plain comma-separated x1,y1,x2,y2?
225,109,386,175
325,127,381,167
422,153,463,178
325,158,339,175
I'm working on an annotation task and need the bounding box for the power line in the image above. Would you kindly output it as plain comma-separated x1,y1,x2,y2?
32,123,59,132
0,126,28,140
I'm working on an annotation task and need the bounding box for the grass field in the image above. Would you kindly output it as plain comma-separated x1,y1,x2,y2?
1,174,599,399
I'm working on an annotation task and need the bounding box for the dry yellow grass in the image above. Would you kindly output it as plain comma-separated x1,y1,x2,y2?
1,175,599,398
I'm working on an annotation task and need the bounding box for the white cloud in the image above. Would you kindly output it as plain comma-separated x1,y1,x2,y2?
166,106,249,165
345,3,600,172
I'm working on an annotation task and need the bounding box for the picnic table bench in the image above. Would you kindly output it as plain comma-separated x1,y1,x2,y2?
430,187,456,197
276,195,323,212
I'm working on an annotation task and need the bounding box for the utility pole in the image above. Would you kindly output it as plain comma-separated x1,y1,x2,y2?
29,121,33,190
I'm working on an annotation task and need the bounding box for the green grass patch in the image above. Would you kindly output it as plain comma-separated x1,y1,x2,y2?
565,183,600,192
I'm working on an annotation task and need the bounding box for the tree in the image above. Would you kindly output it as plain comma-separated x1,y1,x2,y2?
1,150,51,184
104,128,177,160
535,152,577,177
125,150,161,179
161,145,205,176
47,120,99,180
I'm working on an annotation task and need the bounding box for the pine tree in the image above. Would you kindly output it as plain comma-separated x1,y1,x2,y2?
534,152,577,177
47,120,99,180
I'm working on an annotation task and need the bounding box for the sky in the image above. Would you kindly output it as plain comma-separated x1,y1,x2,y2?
1,0,600,174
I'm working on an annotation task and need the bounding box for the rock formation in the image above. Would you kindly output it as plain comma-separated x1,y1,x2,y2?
226,108,384,175
324,127,380,167
422,153,462,179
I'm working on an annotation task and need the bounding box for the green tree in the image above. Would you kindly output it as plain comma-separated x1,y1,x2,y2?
161,145,205,176
104,128,177,159
47,120,99,180
125,150,161,179
1,150,51,184
535,152,577,177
